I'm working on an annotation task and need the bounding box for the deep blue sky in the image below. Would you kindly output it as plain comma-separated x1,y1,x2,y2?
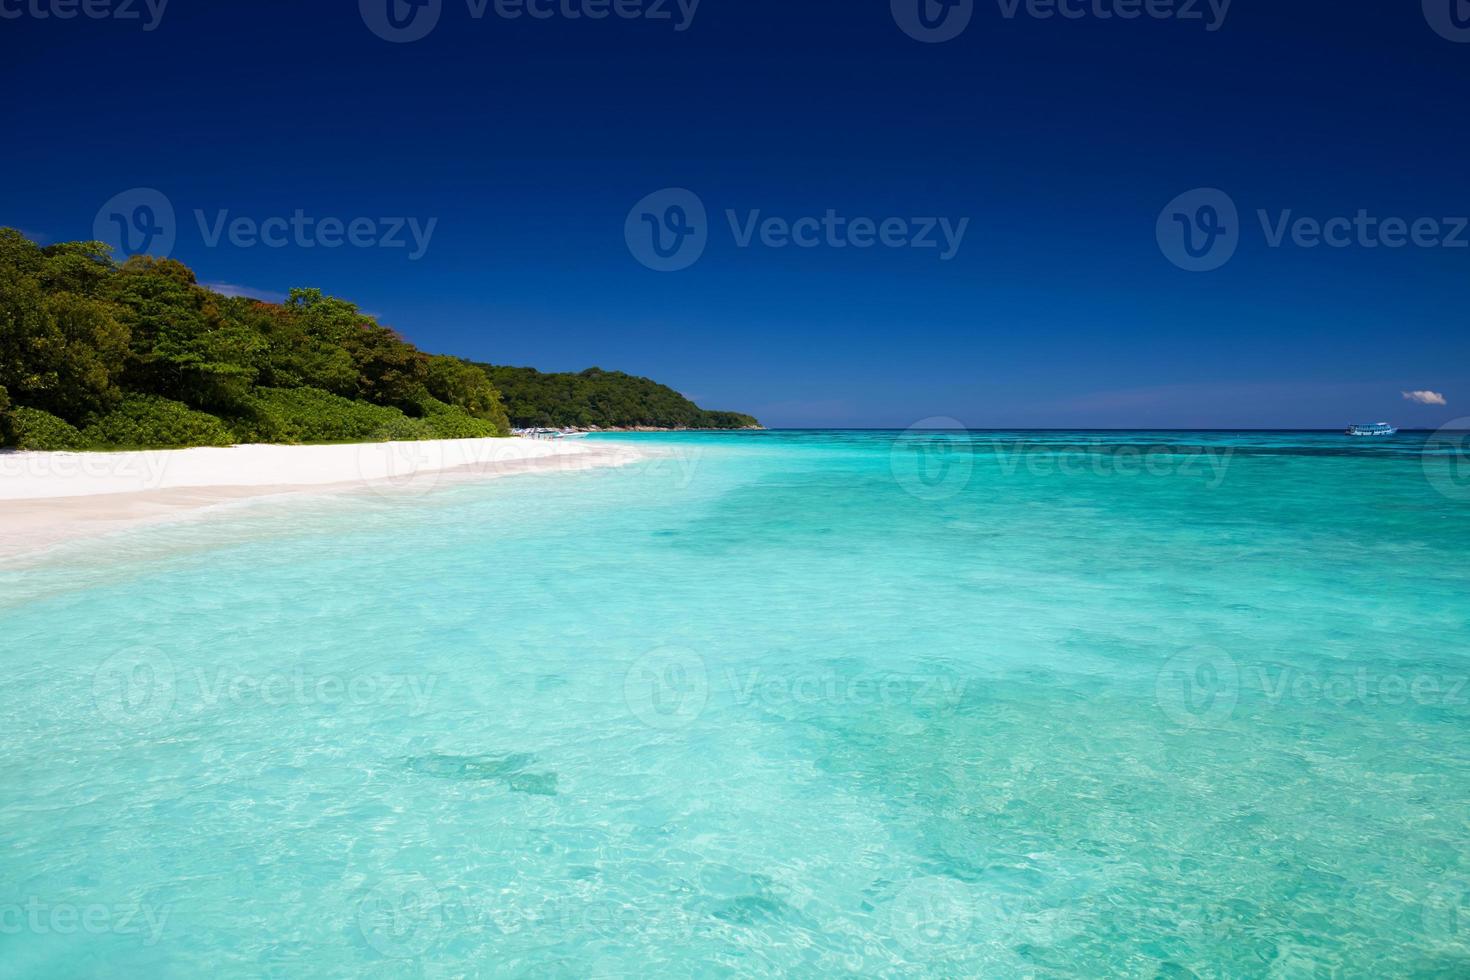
3,0,1466,427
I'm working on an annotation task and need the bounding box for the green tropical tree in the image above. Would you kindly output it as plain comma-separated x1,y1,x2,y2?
0,227,756,450
0,230,130,422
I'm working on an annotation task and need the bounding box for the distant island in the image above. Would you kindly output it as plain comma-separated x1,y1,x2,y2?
0,229,759,452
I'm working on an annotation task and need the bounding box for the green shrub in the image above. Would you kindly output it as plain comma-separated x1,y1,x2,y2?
374,413,436,441
234,387,433,444
0,228,756,453
420,398,502,440
228,399,292,445
83,396,234,449
4,405,91,451
426,356,511,433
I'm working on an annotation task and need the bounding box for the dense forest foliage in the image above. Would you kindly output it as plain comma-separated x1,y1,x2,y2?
0,229,757,451
480,364,760,430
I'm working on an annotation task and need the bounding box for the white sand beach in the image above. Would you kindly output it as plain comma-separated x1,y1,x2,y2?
0,437,640,558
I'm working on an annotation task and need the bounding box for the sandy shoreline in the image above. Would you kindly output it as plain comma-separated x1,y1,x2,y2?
0,437,639,559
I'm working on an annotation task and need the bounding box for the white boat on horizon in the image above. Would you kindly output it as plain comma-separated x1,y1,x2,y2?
1346,423,1398,437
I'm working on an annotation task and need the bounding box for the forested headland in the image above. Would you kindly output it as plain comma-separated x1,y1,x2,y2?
0,229,758,451
480,364,759,431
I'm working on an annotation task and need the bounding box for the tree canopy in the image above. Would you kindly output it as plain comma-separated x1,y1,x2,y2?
0,228,758,451
480,364,760,430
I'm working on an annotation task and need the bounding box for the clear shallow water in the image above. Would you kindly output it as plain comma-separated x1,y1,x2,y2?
2,430,1469,977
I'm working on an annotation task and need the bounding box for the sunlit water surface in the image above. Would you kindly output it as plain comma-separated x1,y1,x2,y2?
2,431,1469,976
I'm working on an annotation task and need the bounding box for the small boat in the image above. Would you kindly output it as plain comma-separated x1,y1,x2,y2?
1346,423,1398,437
512,428,566,440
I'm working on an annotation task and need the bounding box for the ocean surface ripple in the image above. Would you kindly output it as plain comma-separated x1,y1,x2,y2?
2,430,1468,976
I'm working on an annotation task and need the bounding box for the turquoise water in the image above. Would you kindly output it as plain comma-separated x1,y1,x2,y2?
3,430,1469,976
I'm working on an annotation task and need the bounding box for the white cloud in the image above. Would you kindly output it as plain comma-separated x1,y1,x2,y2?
1402,390,1447,406
201,282,288,305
